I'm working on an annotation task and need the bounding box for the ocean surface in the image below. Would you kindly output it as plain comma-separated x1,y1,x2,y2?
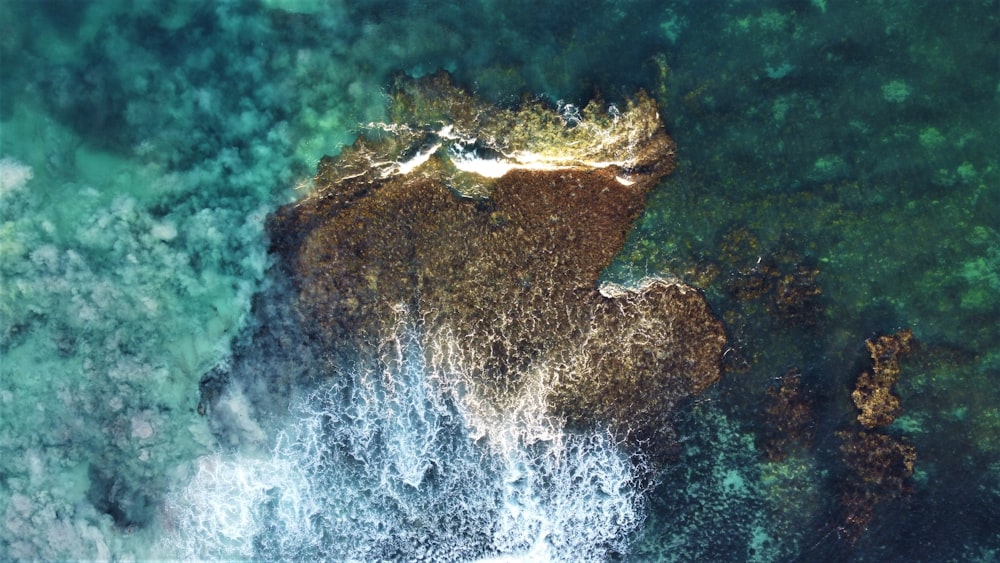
1,0,998,560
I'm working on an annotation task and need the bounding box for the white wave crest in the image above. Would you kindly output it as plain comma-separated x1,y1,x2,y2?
164,310,646,561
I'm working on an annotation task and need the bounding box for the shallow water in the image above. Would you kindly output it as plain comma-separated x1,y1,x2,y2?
1,1,997,560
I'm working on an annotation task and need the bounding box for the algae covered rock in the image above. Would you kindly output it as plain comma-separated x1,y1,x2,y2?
852,329,913,428
268,73,726,462
838,329,917,543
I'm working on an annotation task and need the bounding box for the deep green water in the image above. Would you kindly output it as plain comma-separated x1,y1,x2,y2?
1,0,998,560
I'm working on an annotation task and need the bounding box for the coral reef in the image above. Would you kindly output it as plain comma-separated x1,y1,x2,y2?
267,73,725,463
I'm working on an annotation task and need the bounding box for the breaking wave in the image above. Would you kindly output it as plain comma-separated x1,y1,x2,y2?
165,308,647,561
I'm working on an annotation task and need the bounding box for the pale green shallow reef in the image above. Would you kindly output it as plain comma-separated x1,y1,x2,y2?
0,1,998,560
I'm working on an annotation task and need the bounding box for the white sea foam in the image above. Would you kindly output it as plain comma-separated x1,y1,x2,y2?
165,309,646,561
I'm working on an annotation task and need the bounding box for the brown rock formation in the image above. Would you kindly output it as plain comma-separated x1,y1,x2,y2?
721,228,824,328
837,329,917,543
837,429,917,542
852,329,913,428
267,73,726,462
760,368,815,462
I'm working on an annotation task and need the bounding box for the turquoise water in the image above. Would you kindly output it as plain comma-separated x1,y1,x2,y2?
1,1,997,560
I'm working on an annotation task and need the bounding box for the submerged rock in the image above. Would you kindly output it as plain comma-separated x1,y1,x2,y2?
852,329,913,428
838,329,917,543
759,368,816,462
268,73,726,462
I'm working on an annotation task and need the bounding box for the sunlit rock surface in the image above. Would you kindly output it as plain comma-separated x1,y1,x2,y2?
268,73,726,462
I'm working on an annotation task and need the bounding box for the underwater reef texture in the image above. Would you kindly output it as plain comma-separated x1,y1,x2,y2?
852,329,914,429
2,0,998,559
838,329,917,544
759,368,815,463
267,73,726,463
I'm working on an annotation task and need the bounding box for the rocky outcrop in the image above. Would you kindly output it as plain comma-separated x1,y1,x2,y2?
838,329,917,542
267,73,726,463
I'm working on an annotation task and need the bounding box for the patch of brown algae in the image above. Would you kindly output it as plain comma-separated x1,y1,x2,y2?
268,73,726,463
